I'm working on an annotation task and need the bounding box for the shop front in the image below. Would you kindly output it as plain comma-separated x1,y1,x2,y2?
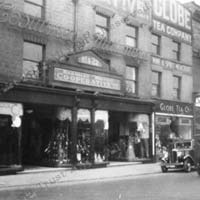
0,51,154,170
153,100,193,161
0,102,23,173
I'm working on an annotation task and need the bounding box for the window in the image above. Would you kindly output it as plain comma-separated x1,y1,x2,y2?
172,41,181,61
126,25,138,48
151,34,161,55
125,66,137,94
95,13,110,40
152,71,161,97
23,41,44,79
24,0,44,18
173,75,181,99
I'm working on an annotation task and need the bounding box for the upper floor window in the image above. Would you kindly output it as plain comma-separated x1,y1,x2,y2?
151,71,161,97
125,25,138,48
173,75,181,100
95,13,110,40
172,41,181,61
23,41,44,80
24,0,44,18
125,65,137,94
151,34,161,55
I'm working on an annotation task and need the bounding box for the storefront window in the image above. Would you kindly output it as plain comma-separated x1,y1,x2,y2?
0,115,21,166
77,109,91,164
44,107,71,165
155,115,192,159
94,110,109,163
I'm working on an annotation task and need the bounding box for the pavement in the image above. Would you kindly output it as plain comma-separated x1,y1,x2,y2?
0,162,161,191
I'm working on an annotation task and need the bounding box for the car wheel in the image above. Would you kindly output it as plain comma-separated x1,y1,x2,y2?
161,165,168,173
184,159,192,172
197,164,200,176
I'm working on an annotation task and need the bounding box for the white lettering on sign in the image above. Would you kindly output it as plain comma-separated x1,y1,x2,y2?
78,56,102,67
54,68,121,91
153,0,192,31
153,19,192,44
152,56,191,73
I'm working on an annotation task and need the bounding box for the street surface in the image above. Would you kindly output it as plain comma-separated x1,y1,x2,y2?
0,171,200,200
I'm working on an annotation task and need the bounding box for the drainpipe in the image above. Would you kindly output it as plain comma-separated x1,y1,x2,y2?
72,0,78,53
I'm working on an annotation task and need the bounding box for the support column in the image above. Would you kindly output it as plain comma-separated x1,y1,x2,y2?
71,96,79,166
90,105,95,164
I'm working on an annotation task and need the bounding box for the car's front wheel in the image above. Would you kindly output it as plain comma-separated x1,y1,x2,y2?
196,163,200,176
161,161,168,173
184,158,192,172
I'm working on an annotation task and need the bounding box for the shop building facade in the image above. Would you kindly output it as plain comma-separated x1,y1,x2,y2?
151,0,194,160
0,0,194,171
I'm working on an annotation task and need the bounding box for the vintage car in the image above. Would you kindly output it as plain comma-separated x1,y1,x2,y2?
160,139,195,172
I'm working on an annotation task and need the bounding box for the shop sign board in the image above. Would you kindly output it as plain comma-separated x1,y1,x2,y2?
0,102,23,116
151,56,192,74
152,0,192,44
53,67,121,91
154,100,193,116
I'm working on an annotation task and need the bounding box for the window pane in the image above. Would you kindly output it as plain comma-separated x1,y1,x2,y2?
96,14,108,27
151,45,158,54
23,60,39,79
151,84,158,96
173,76,179,88
152,71,159,84
23,42,43,61
173,41,179,51
26,0,43,6
126,66,136,80
126,80,136,93
126,26,136,37
95,26,108,39
173,89,178,99
24,2,42,18
126,36,136,47
152,34,159,45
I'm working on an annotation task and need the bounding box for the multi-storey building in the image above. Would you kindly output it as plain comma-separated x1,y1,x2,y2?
0,0,193,172
184,2,200,141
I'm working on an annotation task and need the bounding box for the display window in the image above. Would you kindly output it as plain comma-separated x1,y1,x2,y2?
0,114,21,166
155,115,192,159
94,110,109,163
44,107,72,165
77,109,91,164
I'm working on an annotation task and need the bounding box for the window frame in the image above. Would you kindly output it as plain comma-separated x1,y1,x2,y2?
151,70,161,97
24,0,45,18
151,33,161,55
95,12,110,40
23,41,45,80
125,25,138,48
173,75,181,100
172,40,181,61
125,65,138,94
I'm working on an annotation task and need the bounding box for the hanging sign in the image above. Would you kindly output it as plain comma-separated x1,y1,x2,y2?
0,102,23,116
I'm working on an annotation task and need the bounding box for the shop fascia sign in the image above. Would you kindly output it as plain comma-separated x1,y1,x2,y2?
151,56,191,74
96,0,151,21
53,67,121,91
154,100,193,116
152,0,192,44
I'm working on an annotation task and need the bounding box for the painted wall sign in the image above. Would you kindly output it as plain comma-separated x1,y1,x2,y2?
152,19,192,44
155,100,193,116
152,0,192,44
151,56,191,73
97,0,151,21
78,56,102,68
153,0,192,32
54,68,121,91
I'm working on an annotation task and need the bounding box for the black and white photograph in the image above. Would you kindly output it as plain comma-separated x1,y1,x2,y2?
0,0,200,199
